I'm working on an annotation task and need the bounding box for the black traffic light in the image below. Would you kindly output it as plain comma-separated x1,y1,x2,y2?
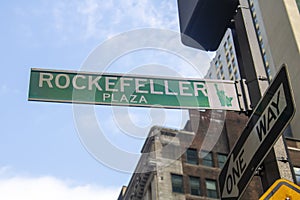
177,0,239,51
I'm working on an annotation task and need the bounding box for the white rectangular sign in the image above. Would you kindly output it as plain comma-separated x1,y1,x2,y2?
219,66,295,200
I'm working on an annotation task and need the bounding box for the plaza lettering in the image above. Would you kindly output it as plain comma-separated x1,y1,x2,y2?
103,93,148,104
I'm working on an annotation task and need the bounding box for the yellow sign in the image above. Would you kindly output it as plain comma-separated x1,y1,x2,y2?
259,179,300,200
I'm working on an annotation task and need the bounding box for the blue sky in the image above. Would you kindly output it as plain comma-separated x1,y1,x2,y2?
0,0,213,199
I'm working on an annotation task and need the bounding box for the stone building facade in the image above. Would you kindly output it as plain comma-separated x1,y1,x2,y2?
119,110,265,199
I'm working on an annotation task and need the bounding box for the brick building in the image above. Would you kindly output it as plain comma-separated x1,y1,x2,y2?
119,110,265,199
285,138,300,185
118,1,300,199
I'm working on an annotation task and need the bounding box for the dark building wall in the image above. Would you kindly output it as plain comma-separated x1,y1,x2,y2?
286,138,300,168
223,111,249,149
121,109,300,199
185,110,230,152
185,110,263,199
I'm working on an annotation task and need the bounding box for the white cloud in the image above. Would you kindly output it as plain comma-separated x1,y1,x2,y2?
0,173,119,200
12,0,180,47
50,0,179,41
0,85,8,94
0,84,21,96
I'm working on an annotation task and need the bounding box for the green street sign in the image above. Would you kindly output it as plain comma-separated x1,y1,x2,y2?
28,68,244,110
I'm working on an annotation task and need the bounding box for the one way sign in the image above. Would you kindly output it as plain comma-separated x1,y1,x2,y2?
219,65,295,199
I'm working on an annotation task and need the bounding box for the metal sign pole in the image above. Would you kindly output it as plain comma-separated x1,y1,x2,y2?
218,65,295,199
234,0,294,193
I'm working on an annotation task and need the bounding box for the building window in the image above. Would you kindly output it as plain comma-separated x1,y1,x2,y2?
206,179,218,198
294,167,300,185
223,41,228,50
215,60,219,68
266,66,271,78
250,0,254,8
186,148,198,165
226,53,230,63
257,28,261,36
171,174,184,193
232,58,236,69
254,17,258,24
201,151,213,167
263,52,268,62
260,40,265,48
217,153,227,168
234,70,239,80
220,66,224,76
229,46,234,56
189,176,201,196
228,64,233,75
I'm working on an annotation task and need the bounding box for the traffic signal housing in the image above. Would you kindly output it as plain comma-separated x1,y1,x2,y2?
177,0,239,51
